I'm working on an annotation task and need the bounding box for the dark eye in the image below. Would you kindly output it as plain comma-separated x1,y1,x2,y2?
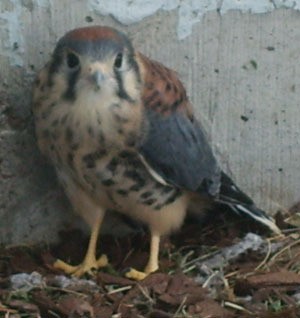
114,53,123,69
66,52,80,69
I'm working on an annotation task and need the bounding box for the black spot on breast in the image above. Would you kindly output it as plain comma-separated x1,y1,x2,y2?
97,115,102,125
95,149,107,158
65,127,74,143
142,198,156,206
82,149,107,169
125,170,142,182
163,189,181,205
116,189,128,196
87,126,94,137
126,131,137,147
67,152,74,167
82,154,96,169
130,183,144,192
140,191,153,199
49,102,57,109
102,179,115,186
99,130,105,143
106,157,119,174
125,169,146,192
119,150,134,159
160,186,173,194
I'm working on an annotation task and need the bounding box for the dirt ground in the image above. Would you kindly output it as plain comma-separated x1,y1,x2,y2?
1,206,300,318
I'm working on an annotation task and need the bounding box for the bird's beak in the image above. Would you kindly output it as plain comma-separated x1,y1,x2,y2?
92,70,105,89
88,62,108,90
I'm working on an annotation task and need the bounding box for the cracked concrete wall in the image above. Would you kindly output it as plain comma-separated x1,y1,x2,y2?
1,0,300,244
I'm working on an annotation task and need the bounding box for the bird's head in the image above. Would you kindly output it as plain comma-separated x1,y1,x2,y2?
47,26,141,104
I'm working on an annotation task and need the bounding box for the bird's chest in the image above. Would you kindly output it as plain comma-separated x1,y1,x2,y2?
35,96,181,213
74,150,182,213
35,89,143,164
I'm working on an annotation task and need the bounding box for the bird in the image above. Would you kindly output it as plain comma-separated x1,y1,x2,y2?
32,25,280,280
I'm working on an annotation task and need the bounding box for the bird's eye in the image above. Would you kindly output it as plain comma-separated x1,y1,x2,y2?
66,52,80,69
114,53,123,69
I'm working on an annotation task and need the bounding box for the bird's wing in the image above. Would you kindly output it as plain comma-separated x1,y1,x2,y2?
137,53,221,195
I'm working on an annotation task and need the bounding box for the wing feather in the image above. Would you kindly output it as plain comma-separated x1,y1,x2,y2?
137,54,220,195
136,53,280,234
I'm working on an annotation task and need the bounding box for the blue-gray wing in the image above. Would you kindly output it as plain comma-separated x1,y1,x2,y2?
137,54,280,234
137,54,220,195
139,109,221,195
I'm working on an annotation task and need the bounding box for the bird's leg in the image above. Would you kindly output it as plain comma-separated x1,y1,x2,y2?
54,212,108,277
144,233,160,273
126,232,160,281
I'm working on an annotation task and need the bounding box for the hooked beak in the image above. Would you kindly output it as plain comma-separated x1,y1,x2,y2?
92,70,105,90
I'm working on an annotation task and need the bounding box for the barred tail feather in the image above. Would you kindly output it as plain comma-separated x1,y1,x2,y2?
217,172,281,235
227,202,281,234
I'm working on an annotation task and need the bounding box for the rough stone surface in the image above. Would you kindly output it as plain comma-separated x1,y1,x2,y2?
1,0,300,244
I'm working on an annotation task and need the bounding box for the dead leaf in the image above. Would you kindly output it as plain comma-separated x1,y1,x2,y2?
188,299,233,318
57,295,94,317
246,270,300,288
6,299,39,313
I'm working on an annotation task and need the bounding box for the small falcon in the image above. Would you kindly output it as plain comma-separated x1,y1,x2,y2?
32,26,280,280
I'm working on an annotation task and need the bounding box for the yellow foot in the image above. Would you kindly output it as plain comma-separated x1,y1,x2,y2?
54,254,108,277
125,262,158,280
125,268,148,281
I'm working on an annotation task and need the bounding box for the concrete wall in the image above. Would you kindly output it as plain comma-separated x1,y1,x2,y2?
1,0,300,244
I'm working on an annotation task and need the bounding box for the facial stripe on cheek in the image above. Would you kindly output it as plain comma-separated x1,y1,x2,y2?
114,69,135,103
63,68,81,101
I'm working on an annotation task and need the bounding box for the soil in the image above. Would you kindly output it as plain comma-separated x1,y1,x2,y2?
1,208,300,318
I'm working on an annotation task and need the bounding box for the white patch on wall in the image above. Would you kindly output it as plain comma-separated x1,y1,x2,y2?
0,0,25,66
272,0,300,10
0,0,51,66
88,0,300,40
221,0,274,15
1,0,300,66
88,0,180,25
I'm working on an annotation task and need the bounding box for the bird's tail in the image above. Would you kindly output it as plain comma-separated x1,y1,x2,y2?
216,172,281,235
